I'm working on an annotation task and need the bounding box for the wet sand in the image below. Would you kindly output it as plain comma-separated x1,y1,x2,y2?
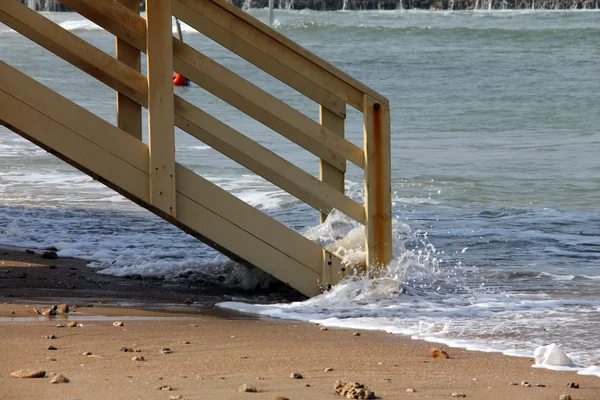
0,248,599,399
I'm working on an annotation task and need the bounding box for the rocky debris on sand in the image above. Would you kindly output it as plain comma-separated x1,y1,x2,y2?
132,356,145,361
50,374,69,384
82,352,92,356
535,383,546,387
120,347,134,352
406,388,416,392
353,332,361,336
559,395,572,400
56,304,69,314
452,393,466,398
567,382,579,388
239,384,258,392
324,368,334,372
169,396,185,400
47,357,57,361
160,347,173,354
10,369,46,378
10,311,15,314
47,345,57,350
320,327,328,331
113,321,124,327
305,383,311,387
44,335,57,339
272,396,289,400
56,324,66,328
41,251,58,259
41,306,57,316
67,321,77,328
521,380,531,387
334,381,375,399
509,382,518,385
155,385,174,391
290,372,303,379
428,348,450,359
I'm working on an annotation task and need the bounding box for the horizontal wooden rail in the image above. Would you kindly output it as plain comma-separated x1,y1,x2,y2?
58,0,363,170
0,3,365,223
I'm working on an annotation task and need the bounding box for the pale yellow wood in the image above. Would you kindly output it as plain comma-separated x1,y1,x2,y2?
319,105,346,223
363,95,393,271
174,98,365,224
0,61,148,174
203,0,389,109
176,0,366,111
146,0,176,217
0,2,147,105
173,40,364,169
176,193,322,297
115,0,142,141
59,0,146,51
177,165,324,275
172,0,346,116
0,91,149,204
321,250,349,290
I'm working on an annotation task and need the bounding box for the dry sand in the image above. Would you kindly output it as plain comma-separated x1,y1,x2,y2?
0,248,599,399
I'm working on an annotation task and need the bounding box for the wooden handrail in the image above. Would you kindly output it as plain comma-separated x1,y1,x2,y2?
187,0,389,109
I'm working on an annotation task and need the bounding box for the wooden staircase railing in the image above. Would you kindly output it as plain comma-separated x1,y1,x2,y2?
0,0,392,296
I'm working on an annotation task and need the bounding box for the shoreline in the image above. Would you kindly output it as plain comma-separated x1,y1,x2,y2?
1,247,599,399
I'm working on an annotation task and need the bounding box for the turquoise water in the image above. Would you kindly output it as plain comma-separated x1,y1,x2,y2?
1,10,599,370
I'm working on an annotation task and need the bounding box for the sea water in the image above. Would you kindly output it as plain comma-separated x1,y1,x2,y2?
0,10,599,375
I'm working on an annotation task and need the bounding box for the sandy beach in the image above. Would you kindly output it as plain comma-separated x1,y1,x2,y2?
1,248,599,400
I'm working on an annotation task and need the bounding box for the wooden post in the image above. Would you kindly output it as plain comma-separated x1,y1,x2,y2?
146,0,176,216
319,104,346,223
116,0,142,140
363,94,392,273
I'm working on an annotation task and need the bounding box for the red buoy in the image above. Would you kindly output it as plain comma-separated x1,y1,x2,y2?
173,72,188,86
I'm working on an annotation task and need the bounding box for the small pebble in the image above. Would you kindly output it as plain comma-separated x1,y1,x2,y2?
50,374,69,384
169,396,184,400
10,311,15,315
47,345,57,351
56,304,69,314
182,341,191,344
290,371,303,379
353,332,361,336
154,385,174,391
56,324,66,328
305,383,311,387
320,327,328,331
67,321,77,328
509,382,518,386
406,388,417,392
272,397,290,400
47,358,57,361
41,251,58,259
567,382,579,388
132,356,145,361
559,395,572,400
120,347,134,352
535,383,546,387
452,393,466,398
113,321,124,327
239,384,257,393
82,352,92,356
324,368,333,372
45,335,57,339
160,347,172,354
521,380,531,387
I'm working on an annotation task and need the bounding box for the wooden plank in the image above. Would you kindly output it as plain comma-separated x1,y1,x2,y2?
59,0,146,51
176,193,322,297
0,61,148,175
172,0,346,116
363,95,392,271
319,105,346,223
115,0,142,140
173,41,365,170
0,2,147,106
174,98,366,224
0,90,149,204
146,0,176,217
177,165,324,274
207,0,389,108
59,0,345,117
176,0,366,110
